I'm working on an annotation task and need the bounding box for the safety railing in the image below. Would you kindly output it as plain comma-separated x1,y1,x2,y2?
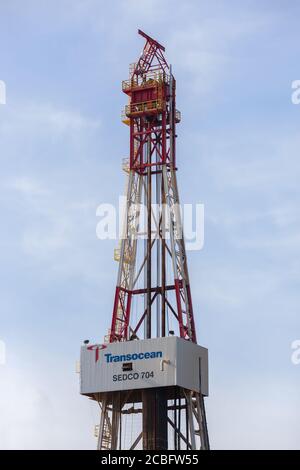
122,70,170,92
125,99,164,117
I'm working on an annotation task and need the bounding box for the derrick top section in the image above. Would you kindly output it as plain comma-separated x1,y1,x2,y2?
138,30,165,53
121,30,181,171
133,30,168,76
121,30,181,133
122,29,171,94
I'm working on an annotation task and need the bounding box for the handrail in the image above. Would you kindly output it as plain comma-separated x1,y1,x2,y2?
125,99,164,116
122,70,170,91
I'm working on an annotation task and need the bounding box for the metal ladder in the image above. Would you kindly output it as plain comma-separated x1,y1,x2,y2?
184,390,210,450
192,391,210,450
97,399,112,450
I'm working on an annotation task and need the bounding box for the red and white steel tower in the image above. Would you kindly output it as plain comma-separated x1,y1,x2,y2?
80,30,209,451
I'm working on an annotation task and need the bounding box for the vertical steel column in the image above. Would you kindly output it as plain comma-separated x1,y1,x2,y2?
142,388,168,450
146,130,152,339
156,147,161,337
161,174,166,337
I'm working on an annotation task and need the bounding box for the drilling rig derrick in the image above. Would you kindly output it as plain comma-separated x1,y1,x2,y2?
80,30,209,451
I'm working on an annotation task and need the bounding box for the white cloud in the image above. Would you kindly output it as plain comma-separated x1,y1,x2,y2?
44,107,100,133
2,173,106,283
207,205,300,231
5,177,48,196
0,363,97,450
195,264,283,316
22,219,70,258
199,127,300,193
167,13,272,96
0,103,101,137
207,378,300,449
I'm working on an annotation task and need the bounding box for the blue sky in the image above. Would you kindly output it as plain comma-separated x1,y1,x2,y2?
0,0,300,449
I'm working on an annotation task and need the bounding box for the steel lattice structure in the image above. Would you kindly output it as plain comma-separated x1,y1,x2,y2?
95,30,209,451
110,30,196,345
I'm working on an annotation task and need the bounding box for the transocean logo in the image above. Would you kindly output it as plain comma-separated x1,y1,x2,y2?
87,345,163,364
87,344,107,362
105,351,163,363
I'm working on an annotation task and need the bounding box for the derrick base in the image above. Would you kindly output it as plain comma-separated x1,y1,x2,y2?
80,336,208,398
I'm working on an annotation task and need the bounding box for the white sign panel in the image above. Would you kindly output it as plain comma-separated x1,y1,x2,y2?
80,336,208,396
